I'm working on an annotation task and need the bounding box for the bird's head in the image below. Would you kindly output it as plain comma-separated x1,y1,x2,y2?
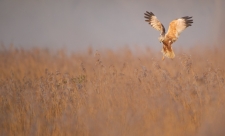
158,36,164,43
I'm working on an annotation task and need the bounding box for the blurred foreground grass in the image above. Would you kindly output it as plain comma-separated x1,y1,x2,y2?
0,45,225,136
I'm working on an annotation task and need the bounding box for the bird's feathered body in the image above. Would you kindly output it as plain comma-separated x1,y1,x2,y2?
144,11,193,60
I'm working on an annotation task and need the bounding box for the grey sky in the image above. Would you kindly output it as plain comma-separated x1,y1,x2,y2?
0,0,224,51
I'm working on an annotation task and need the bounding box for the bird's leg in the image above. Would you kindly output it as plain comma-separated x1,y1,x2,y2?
162,55,165,61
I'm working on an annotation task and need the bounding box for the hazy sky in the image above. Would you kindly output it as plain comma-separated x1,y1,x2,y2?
0,0,224,51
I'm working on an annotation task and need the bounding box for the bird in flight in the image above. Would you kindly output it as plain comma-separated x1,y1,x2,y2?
144,11,193,60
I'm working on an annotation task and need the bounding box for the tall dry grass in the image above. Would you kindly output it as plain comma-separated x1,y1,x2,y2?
0,45,225,136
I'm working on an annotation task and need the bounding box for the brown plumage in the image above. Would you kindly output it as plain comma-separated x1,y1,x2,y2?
144,11,193,60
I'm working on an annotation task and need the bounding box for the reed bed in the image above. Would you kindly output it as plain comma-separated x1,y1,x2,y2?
0,45,225,136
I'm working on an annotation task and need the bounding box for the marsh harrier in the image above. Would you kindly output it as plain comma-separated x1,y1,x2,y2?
144,11,193,60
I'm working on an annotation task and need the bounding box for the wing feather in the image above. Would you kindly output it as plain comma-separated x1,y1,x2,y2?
144,11,165,36
165,16,193,43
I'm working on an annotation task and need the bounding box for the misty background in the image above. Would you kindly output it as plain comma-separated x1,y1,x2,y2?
0,0,224,51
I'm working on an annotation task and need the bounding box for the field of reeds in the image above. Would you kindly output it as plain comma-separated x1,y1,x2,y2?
0,45,225,136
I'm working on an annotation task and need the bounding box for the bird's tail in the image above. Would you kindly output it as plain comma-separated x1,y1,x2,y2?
161,44,175,59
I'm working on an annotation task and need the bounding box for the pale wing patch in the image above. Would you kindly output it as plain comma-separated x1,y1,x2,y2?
144,11,165,36
176,16,193,34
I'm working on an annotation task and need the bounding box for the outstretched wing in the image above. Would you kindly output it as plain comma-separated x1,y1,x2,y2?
144,11,165,36
165,16,193,43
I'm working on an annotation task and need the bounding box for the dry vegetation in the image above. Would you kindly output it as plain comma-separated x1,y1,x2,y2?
0,45,225,136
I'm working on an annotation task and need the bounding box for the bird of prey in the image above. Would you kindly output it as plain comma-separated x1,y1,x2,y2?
144,11,193,60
